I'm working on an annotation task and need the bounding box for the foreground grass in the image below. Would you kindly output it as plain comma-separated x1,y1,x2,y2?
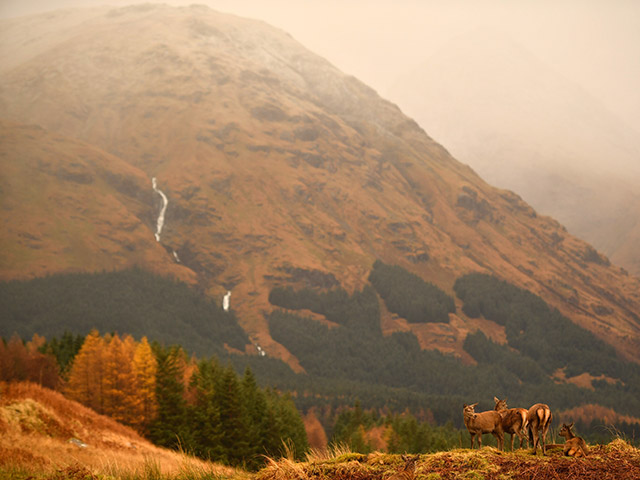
256,439,640,480
2,440,639,480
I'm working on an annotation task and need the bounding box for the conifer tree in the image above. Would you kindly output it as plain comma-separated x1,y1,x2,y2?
39,331,85,378
149,345,190,449
241,367,272,466
102,334,138,424
66,330,105,413
132,336,157,430
215,365,250,465
187,358,223,460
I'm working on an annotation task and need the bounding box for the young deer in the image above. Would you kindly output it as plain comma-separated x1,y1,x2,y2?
493,397,529,450
387,455,418,480
463,403,504,451
527,403,552,455
558,422,590,457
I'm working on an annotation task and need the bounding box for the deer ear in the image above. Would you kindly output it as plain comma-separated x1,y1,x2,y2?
463,403,468,408
494,396,499,403
471,403,478,408
569,422,574,428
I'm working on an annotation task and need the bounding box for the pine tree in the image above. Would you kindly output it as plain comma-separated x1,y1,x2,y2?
241,367,271,467
149,345,190,449
187,358,224,460
215,365,250,465
267,389,309,459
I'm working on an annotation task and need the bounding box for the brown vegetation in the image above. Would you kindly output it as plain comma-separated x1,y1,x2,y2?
256,440,640,480
0,381,242,479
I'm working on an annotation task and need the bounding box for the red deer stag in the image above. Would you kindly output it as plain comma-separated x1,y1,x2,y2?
559,422,590,457
493,397,529,450
463,403,504,451
527,403,552,454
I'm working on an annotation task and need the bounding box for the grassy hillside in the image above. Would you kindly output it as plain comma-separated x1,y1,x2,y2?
0,382,246,480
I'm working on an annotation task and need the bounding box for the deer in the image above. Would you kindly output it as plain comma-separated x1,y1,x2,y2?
386,455,418,480
558,422,590,457
463,403,504,451
493,397,529,450
527,403,552,455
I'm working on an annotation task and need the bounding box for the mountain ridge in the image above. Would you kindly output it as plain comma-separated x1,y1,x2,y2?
0,4,639,368
387,29,640,276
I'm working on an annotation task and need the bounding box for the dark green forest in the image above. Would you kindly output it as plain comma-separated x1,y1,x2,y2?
2,265,640,446
368,260,455,323
148,345,308,470
0,268,249,357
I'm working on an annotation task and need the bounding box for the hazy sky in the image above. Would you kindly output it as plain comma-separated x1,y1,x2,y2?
2,0,640,132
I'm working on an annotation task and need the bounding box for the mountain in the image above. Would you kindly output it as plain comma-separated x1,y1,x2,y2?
387,29,640,277
1,4,639,372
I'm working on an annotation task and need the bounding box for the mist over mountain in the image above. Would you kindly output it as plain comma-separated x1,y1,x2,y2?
388,30,640,277
1,3,639,373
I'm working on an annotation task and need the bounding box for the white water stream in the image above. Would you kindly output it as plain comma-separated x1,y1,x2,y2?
152,177,168,242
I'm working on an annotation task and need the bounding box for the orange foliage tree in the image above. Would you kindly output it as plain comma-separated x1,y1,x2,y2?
0,334,60,389
131,336,158,430
65,331,157,431
65,330,106,413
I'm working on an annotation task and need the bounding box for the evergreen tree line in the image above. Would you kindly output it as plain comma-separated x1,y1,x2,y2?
0,268,249,358
330,401,466,454
148,344,308,470
368,260,455,323
267,269,640,435
455,273,640,415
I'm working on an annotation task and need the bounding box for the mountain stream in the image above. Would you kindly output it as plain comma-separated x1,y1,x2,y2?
152,177,168,242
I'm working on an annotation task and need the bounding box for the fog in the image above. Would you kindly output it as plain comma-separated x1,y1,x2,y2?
2,0,639,134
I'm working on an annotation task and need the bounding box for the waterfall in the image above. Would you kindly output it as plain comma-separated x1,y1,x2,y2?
223,290,231,311
152,177,168,242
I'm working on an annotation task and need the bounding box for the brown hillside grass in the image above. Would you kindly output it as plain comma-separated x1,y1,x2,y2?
0,381,245,479
257,441,640,480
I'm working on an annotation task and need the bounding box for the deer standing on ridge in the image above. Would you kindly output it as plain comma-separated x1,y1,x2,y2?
527,403,552,455
493,397,529,450
558,422,590,457
463,403,504,451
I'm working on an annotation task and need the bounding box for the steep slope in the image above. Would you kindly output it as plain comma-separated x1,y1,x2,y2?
0,5,639,366
0,121,195,283
387,29,640,276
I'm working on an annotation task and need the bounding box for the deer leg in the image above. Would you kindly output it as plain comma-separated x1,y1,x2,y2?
541,425,549,455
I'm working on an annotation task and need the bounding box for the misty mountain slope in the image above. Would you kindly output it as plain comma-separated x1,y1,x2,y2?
387,29,640,276
0,120,195,283
0,5,639,366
